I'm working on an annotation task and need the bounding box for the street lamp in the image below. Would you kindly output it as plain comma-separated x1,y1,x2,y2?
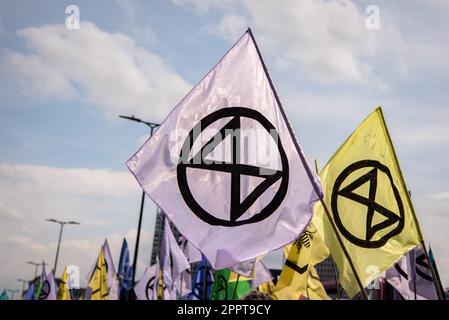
27,261,47,280
7,289,19,300
119,114,160,288
45,219,80,275
17,279,28,299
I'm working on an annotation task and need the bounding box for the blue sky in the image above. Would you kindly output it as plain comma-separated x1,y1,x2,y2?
0,0,448,294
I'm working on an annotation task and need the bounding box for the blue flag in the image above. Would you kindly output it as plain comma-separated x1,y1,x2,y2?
118,238,134,299
189,256,214,300
23,283,35,300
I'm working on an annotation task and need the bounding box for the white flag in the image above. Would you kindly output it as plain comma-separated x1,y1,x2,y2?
38,266,57,300
134,265,157,300
230,259,256,277
162,219,191,291
251,259,273,289
386,245,438,300
186,241,202,263
127,29,321,269
108,276,120,300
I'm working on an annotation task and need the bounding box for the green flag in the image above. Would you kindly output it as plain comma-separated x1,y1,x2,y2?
34,279,42,300
211,269,251,300
0,289,9,300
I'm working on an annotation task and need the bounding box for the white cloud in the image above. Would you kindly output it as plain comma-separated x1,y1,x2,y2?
1,21,190,121
0,163,158,292
207,14,248,42
203,0,392,85
172,0,235,14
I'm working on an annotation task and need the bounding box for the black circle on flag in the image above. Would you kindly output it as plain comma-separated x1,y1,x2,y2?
38,280,50,300
177,107,289,227
145,276,155,300
331,160,405,248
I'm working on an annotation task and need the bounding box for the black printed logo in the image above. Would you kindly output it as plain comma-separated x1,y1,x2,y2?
331,160,404,248
177,107,289,226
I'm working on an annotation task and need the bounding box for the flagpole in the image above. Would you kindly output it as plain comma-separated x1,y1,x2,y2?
119,115,160,298
330,256,341,300
428,245,446,300
231,274,241,300
377,109,445,300
420,241,445,300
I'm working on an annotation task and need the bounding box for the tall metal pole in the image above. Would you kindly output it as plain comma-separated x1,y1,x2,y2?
17,279,27,299
27,261,44,280
7,289,19,300
131,190,145,287
46,219,80,275
119,115,160,294
54,223,64,275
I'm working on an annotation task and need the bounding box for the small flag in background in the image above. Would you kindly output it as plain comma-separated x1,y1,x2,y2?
0,289,8,300
134,264,158,300
210,269,251,300
126,29,321,270
161,219,190,291
251,259,273,289
23,283,35,300
88,246,109,300
37,265,56,300
274,222,329,300
386,245,438,300
190,256,214,300
58,267,71,300
314,107,421,298
117,238,134,299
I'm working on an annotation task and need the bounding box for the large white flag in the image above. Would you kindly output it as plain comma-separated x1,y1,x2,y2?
134,265,157,300
386,245,438,300
127,29,321,269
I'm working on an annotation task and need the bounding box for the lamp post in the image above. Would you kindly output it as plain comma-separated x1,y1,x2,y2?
17,279,28,299
45,219,80,275
27,261,47,280
7,289,19,300
119,115,160,289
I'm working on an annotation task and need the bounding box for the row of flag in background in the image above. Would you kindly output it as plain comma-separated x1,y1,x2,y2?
2,28,446,300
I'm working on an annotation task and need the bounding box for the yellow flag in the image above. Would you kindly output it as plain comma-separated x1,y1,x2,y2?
304,266,329,300
58,266,71,300
273,223,329,300
258,280,276,296
88,246,109,300
228,271,253,283
314,107,421,298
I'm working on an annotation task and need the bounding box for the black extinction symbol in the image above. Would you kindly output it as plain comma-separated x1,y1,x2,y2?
38,280,50,300
177,107,289,227
331,160,405,248
215,274,229,300
145,276,155,300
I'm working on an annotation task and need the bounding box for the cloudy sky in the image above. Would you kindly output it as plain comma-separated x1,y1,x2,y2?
0,0,448,293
